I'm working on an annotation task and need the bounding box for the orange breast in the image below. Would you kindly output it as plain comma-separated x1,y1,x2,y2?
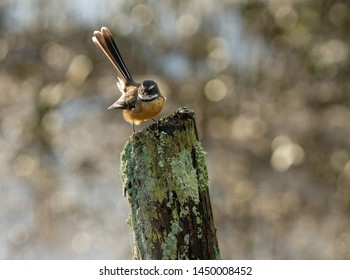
122,96,165,124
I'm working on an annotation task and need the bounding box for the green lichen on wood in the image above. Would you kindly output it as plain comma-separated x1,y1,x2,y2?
161,212,183,260
194,141,209,192
214,246,222,260
119,107,219,259
170,150,200,204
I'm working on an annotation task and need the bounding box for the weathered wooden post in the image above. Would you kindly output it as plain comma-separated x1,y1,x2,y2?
120,107,220,259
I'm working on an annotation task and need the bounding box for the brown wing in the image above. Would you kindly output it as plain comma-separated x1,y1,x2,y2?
108,86,139,110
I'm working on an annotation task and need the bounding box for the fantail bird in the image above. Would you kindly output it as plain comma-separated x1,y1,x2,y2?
92,27,165,132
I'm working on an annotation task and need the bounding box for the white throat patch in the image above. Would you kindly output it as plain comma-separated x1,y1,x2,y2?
139,93,158,101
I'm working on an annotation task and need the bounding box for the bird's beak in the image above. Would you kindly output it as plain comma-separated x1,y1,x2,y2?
108,101,119,110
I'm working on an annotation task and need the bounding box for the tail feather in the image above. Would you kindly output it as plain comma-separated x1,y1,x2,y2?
92,27,133,83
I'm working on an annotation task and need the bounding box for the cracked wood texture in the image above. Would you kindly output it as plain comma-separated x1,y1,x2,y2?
120,107,220,260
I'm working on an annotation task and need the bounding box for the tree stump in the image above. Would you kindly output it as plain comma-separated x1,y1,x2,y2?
120,107,220,260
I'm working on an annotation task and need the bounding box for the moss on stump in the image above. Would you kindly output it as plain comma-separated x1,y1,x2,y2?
120,107,220,260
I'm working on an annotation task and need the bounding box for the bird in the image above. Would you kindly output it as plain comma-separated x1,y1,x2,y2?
92,27,165,132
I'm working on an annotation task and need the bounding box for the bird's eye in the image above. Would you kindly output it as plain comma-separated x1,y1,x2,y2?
140,80,158,96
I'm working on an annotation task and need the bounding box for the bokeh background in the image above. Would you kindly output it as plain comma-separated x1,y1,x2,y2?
1,0,350,259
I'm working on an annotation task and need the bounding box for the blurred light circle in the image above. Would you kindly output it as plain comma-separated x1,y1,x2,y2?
66,55,93,86
231,116,266,141
71,232,91,254
207,37,230,71
13,154,37,177
274,5,298,29
271,140,305,172
112,14,134,36
131,4,154,27
330,150,349,172
176,14,199,37
204,79,227,102
8,224,29,245
41,42,71,68
329,3,349,26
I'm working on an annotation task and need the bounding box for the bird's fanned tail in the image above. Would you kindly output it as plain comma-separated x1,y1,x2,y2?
92,27,133,83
